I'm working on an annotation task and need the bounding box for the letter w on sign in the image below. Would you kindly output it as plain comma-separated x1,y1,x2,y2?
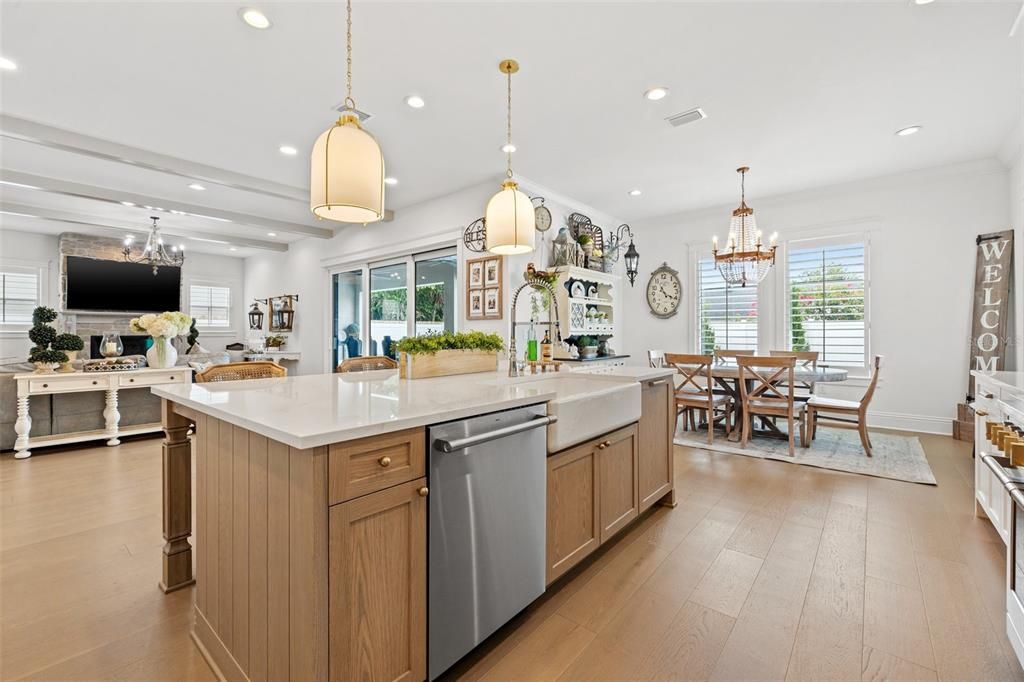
968,230,1014,399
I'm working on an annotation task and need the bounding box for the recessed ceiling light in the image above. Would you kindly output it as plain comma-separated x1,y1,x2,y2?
279,145,298,156
267,232,277,237
644,87,669,101
188,183,206,191
405,95,425,109
384,177,398,186
913,0,935,5
895,125,922,136
0,57,17,71
120,201,135,206
628,189,642,196
240,8,271,29
229,247,238,251
501,143,517,153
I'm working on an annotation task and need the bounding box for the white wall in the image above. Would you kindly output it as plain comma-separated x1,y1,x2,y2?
620,158,1014,434
245,176,624,375
0,228,246,362
1007,141,1023,373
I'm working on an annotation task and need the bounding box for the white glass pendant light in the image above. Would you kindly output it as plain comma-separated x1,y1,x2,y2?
485,59,535,255
310,0,385,223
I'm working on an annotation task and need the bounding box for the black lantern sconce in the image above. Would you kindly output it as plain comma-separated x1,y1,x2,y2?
608,223,640,286
248,300,265,330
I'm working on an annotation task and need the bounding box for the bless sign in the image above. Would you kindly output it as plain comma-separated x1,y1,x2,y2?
968,229,1015,398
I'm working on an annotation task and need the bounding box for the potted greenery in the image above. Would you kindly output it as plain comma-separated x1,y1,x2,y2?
265,334,286,349
576,233,594,258
394,330,504,379
575,335,598,360
27,306,67,373
53,333,85,372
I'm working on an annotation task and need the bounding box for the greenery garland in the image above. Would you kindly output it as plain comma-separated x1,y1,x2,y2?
393,330,504,356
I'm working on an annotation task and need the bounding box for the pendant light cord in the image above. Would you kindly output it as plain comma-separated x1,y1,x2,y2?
506,67,513,179
344,0,355,110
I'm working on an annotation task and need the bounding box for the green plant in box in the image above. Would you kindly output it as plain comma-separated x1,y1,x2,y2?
394,330,504,356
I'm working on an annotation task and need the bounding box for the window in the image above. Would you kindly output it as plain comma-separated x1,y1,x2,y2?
189,284,231,328
0,270,39,325
697,257,758,353
787,241,867,366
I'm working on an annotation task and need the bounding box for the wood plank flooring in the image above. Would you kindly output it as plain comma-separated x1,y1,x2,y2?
1,432,1021,681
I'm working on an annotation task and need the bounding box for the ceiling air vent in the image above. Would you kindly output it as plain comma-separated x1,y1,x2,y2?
666,107,707,128
332,101,373,122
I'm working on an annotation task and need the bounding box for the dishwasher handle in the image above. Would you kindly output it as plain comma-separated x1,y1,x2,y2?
436,415,557,453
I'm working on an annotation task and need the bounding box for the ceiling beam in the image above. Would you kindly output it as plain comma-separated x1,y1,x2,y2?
0,113,308,202
0,202,289,252
0,169,334,239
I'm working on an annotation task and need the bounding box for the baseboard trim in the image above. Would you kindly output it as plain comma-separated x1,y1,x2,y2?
866,410,953,436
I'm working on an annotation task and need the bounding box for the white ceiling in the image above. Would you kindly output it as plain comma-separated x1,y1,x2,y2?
0,1,1021,256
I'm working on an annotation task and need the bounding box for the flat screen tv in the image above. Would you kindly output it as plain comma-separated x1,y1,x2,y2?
65,256,182,313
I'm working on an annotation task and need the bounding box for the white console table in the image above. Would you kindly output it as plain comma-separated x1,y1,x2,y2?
13,367,192,459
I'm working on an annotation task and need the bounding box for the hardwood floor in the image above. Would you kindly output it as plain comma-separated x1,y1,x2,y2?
1,432,1021,681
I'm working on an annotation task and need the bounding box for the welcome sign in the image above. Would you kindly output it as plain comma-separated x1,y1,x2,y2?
968,229,1014,399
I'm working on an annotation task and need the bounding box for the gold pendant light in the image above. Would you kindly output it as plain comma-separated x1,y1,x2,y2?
485,59,535,255
310,0,385,223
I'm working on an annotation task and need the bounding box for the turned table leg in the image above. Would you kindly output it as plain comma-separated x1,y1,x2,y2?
160,400,195,593
14,396,32,459
104,388,121,446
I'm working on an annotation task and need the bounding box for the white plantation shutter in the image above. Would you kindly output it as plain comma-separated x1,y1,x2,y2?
0,270,39,324
697,257,759,353
189,284,231,327
787,242,867,367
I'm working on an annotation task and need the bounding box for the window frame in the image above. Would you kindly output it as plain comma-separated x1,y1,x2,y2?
781,232,871,372
691,248,766,354
185,278,238,335
0,260,47,330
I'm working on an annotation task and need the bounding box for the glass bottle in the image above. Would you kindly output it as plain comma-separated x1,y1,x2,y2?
526,318,538,362
541,329,552,362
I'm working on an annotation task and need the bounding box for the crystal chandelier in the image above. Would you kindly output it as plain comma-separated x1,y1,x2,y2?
310,0,385,223
712,166,777,287
123,216,184,275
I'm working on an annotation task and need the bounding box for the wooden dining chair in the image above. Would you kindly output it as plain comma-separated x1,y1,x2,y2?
737,355,807,456
714,349,756,364
664,353,732,444
769,350,819,403
195,361,287,383
806,355,883,457
336,355,399,373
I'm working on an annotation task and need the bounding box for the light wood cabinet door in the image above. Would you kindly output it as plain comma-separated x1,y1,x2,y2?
546,442,601,585
598,424,639,543
329,478,426,682
638,378,674,512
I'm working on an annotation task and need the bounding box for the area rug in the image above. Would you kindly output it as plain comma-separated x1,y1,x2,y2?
674,424,937,485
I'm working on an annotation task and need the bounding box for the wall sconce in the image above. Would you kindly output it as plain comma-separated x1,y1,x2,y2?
608,224,640,287
248,300,265,330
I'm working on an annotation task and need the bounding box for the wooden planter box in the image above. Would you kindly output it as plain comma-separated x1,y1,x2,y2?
398,349,498,379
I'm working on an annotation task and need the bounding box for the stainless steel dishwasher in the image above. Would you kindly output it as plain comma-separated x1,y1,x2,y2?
427,403,554,680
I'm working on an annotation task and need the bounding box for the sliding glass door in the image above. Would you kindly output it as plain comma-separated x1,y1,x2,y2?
331,247,458,366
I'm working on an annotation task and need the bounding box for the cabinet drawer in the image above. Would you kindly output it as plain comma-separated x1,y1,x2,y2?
117,371,188,388
29,375,109,393
329,427,425,504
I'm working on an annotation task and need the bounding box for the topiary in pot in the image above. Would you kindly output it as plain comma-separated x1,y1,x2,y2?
26,306,65,372
28,346,68,372
53,333,85,372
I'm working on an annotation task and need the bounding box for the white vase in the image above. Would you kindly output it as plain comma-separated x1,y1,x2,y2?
147,337,177,369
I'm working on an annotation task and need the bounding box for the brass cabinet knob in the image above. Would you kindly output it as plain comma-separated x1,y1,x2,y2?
378,456,392,468
597,443,606,450
604,440,612,447
418,486,429,497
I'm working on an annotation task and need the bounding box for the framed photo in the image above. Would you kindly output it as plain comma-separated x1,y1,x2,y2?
484,258,501,286
467,290,484,319
468,260,484,288
484,287,501,318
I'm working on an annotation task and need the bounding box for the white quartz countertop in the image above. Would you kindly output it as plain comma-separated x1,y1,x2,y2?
152,366,670,449
972,370,1024,392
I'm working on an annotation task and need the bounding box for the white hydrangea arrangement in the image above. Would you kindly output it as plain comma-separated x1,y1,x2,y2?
130,311,191,339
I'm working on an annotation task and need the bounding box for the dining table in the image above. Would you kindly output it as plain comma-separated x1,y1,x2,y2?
702,364,849,442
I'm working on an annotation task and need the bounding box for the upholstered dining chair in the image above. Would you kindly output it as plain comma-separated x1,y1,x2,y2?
714,349,756,364
195,361,287,383
664,353,732,444
806,355,883,457
648,349,666,368
737,355,807,456
336,356,399,373
769,350,819,403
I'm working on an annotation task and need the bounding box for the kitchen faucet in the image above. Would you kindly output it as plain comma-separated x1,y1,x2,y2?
508,279,561,377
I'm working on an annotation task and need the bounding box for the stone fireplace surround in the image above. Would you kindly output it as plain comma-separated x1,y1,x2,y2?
58,232,183,360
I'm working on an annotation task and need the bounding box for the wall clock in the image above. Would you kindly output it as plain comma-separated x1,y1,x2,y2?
646,262,682,319
534,200,552,232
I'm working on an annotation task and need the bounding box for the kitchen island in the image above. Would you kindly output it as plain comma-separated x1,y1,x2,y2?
152,365,675,682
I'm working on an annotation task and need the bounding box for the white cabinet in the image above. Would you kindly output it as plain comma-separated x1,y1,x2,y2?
974,374,1023,545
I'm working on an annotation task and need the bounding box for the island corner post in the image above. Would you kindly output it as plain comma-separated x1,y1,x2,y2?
160,398,197,593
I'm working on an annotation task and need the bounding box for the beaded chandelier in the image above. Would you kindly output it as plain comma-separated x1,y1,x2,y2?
712,166,777,287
